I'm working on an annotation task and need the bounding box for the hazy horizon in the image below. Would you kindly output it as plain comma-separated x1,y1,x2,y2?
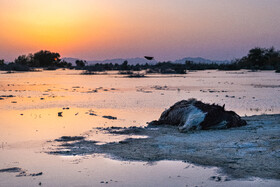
1,0,280,62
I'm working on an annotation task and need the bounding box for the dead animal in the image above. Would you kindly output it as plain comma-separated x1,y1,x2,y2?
149,99,247,132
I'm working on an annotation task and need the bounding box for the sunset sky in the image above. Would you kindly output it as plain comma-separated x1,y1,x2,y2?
1,0,280,62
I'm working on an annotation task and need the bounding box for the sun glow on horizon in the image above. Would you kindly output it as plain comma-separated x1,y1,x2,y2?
0,0,121,55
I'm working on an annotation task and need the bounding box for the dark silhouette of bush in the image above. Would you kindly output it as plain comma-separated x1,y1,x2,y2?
75,60,86,68
56,60,72,68
236,47,280,70
152,62,186,74
121,60,129,70
183,47,280,71
14,55,30,66
33,50,61,67
1,58,32,71
12,50,71,68
248,47,267,67
0,63,30,71
0,59,4,66
276,65,280,73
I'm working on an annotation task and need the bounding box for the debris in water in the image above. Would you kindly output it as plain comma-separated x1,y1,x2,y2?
55,136,85,142
0,167,43,177
0,167,22,173
102,115,117,120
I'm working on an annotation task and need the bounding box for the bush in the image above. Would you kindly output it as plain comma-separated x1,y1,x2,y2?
0,63,31,71
0,59,4,66
13,50,70,68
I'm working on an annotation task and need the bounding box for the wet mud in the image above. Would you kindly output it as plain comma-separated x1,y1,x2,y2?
48,114,280,180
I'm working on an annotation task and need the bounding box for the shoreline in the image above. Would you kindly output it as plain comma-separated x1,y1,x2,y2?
49,114,280,180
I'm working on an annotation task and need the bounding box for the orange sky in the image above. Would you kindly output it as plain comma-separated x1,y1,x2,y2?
1,0,280,61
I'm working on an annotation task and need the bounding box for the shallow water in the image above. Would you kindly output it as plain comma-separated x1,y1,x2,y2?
0,69,279,186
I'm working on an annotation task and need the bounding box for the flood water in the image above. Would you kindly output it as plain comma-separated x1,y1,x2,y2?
0,69,279,186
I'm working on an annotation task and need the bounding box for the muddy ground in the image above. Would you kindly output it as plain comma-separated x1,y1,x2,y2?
49,114,280,180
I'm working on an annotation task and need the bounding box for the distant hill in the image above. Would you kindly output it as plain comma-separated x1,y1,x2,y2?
62,57,230,65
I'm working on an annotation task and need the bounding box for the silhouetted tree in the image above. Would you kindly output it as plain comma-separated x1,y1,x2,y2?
75,60,86,67
0,59,4,66
265,47,280,69
247,47,267,67
15,55,30,66
14,50,62,67
236,47,280,70
57,60,72,68
33,50,61,67
121,60,129,70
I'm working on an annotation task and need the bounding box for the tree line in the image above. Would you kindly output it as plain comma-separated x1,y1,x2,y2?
1,47,280,73
80,47,280,73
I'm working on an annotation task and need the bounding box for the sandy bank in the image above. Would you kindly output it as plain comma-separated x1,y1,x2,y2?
49,114,280,180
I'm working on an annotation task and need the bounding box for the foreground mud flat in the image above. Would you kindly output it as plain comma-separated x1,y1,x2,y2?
49,114,280,180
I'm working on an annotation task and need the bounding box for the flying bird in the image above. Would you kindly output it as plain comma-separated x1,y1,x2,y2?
144,56,154,60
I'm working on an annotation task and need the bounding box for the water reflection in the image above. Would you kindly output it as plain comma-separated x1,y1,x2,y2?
0,70,279,186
